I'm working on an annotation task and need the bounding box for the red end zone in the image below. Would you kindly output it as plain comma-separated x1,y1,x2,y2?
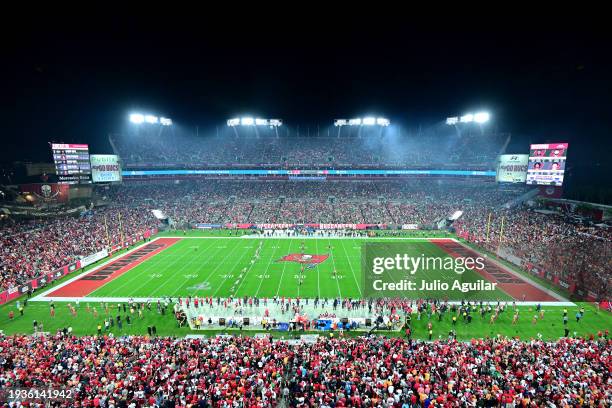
432,239,558,301
48,238,180,297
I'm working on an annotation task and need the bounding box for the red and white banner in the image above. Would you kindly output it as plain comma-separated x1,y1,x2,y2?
402,224,419,230
257,224,293,229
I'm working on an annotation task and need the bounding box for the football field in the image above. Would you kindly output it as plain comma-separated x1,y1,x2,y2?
92,237,368,299
34,236,558,301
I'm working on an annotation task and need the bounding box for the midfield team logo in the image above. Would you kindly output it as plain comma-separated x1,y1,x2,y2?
278,253,329,265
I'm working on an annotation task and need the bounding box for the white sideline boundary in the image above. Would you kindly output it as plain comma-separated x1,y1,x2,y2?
31,235,573,306
31,296,577,308
172,236,455,240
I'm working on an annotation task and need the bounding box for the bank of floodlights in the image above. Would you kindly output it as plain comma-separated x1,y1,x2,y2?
446,111,490,125
129,113,172,126
334,117,390,127
227,117,283,127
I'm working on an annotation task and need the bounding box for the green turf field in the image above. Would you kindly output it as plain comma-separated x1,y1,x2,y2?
1,300,609,341
1,233,610,340
86,237,512,300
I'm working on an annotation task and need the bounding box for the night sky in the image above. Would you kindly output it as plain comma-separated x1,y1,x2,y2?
4,18,611,199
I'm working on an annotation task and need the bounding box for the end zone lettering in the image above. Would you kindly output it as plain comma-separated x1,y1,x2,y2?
80,244,164,281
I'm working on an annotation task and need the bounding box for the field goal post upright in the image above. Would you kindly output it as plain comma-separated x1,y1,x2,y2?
485,212,492,242
497,216,505,253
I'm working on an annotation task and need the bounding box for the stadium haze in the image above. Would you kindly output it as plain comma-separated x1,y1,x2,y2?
3,24,612,406
1,113,610,407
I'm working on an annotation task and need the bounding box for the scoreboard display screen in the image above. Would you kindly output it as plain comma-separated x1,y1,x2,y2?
526,142,568,186
51,143,92,184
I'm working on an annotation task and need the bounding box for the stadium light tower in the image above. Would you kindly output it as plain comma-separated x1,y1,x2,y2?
460,114,474,123
145,115,159,124
241,117,255,126
362,117,376,126
334,116,390,138
129,113,145,124
129,112,172,126
446,117,459,125
474,111,490,123
227,117,283,137
128,112,173,138
227,117,283,127
376,118,390,126
446,111,490,125
334,117,389,127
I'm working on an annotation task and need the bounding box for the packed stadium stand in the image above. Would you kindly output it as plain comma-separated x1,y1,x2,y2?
110,130,509,170
1,179,610,301
1,132,610,408
0,334,609,406
7,22,612,408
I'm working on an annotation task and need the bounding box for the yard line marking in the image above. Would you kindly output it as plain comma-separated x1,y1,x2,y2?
33,238,167,300
103,240,212,297
210,241,259,297
167,240,240,297
251,240,283,298
339,240,363,297
147,240,220,297
275,240,294,298
314,239,321,298
112,242,209,296
237,241,279,297
46,238,181,298
327,239,343,299
98,241,212,297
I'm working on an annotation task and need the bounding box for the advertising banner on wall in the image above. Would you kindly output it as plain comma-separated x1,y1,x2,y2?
496,154,529,183
90,155,122,183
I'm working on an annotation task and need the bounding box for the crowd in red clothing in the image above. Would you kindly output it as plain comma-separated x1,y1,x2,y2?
0,207,157,290
1,179,609,302
455,206,612,301
112,130,507,170
0,333,609,407
105,180,522,226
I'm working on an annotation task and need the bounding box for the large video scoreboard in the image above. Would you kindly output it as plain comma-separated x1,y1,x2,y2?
51,143,92,184
526,142,568,186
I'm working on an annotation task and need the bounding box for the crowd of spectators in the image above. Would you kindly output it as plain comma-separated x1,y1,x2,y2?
0,333,609,406
112,130,508,170
0,206,157,291
1,179,609,301
455,205,612,301
103,180,522,226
